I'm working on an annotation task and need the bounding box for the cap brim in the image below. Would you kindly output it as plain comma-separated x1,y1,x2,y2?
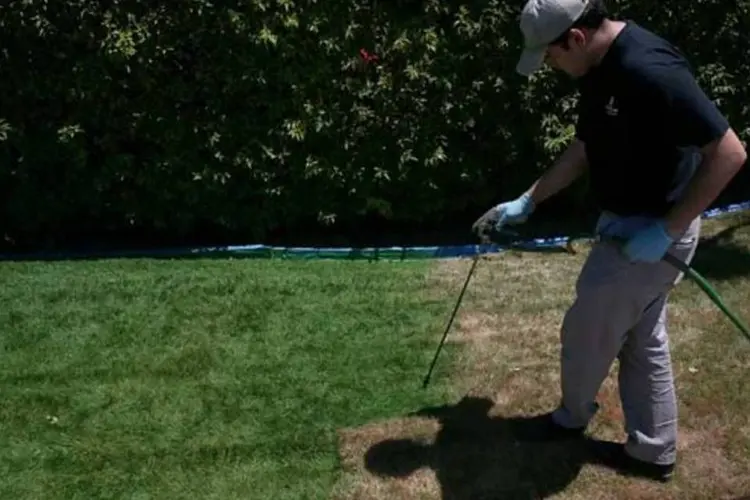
515,47,546,77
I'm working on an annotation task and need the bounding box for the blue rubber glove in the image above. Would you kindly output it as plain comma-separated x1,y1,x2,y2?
621,221,675,263
496,193,535,228
472,193,535,240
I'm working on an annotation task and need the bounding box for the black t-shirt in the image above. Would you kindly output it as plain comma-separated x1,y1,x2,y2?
575,21,730,217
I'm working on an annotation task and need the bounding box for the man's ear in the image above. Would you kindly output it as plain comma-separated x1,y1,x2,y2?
568,28,587,48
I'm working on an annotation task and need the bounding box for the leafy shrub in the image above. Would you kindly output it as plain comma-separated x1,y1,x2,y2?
0,0,747,251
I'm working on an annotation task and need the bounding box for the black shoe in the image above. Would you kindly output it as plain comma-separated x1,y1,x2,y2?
511,412,586,442
589,441,675,483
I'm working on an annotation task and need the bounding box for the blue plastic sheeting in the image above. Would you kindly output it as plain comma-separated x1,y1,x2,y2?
1,200,749,262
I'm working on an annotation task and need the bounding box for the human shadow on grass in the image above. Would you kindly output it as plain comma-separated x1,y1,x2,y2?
364,396,629,499
689,219,750,281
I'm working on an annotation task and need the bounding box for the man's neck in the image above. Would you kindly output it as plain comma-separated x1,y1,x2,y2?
587,19,627,67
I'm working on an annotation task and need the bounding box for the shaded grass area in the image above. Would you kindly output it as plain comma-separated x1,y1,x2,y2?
337,212,750,499
0,259,459,499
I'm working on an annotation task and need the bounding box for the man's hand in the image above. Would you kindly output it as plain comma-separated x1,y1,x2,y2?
621,222,675,263
472,193,535,241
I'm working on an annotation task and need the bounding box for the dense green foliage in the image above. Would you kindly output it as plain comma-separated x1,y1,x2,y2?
1,0,748,250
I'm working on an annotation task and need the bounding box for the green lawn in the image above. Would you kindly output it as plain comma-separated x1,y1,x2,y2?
0,258,458,499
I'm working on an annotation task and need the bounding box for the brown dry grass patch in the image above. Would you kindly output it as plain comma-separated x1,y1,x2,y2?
335,212,750,499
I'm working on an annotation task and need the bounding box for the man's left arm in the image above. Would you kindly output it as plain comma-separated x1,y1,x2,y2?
664,128,747,237
646,61,747,237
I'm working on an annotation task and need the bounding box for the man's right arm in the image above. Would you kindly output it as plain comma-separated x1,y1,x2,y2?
524,139,589,206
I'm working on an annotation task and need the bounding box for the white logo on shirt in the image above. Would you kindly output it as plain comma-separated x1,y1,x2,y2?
605,96,619,116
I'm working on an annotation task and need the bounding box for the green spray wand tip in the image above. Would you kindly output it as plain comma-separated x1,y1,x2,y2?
599,234,750,344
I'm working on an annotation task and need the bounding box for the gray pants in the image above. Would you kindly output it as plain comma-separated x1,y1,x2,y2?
552,213,701,465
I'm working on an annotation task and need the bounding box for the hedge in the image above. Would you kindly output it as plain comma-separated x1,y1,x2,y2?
1,0,748,251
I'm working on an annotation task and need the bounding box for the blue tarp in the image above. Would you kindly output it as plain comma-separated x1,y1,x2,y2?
1,201,749,262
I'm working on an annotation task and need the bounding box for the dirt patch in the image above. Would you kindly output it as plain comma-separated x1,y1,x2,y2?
334,417,442,500
447,311,502,343
674,425,750,499
426,248,583,396
335,390,749,500
335,214,750,499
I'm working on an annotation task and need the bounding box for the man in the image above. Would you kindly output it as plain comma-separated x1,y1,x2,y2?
472,0,747,483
